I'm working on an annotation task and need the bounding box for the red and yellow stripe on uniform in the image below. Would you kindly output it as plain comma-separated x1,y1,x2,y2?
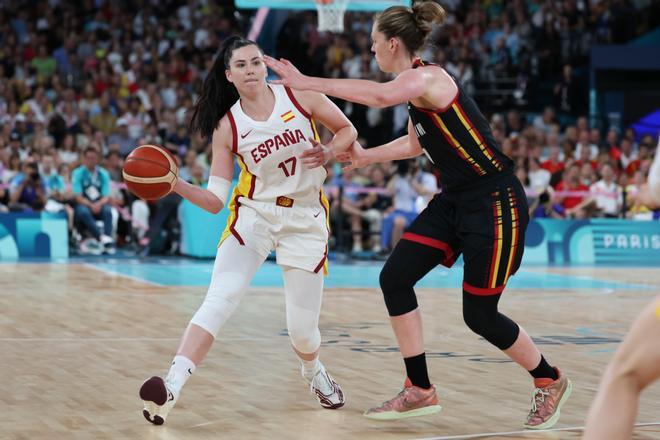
502,187,520,285
488,193,504,288
451,102,503,171
280,110,295,123
314,189,331,276
429,113,486,176
219,110,256,247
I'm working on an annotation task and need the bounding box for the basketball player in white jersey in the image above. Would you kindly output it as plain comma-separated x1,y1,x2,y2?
584,135,660,439
138,36,358,425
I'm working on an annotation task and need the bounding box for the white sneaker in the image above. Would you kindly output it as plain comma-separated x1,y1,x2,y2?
100,234,116,255
302,362,345,409
139,376,178,425
80,238,103,255
99,234,115,246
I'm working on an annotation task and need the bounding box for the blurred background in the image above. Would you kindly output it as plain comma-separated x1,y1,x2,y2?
0,0,658,261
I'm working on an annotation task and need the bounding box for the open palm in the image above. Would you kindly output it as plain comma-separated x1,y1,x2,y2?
263,56,310,90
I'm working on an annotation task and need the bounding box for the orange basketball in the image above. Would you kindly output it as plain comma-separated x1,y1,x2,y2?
122,145,179,200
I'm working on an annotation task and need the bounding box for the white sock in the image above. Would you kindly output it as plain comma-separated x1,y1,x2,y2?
301,357,321,380
165,355,196,395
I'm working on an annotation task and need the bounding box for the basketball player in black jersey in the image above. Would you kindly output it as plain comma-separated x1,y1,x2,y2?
266,1,571,428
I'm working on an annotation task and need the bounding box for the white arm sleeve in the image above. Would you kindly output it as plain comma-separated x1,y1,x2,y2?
207,176,231,206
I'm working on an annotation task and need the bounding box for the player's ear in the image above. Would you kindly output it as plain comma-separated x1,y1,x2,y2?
389,37,399,53
225,69,233,84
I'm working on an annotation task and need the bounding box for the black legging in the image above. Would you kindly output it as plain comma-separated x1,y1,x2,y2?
380,238,520,350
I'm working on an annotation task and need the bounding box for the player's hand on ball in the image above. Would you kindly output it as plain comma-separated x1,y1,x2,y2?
301,138,331,169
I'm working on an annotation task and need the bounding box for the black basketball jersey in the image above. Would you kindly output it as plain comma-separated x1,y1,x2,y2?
408,59,513,192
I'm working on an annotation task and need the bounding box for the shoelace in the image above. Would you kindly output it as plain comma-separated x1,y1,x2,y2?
377,387,410,409
530,387,550,414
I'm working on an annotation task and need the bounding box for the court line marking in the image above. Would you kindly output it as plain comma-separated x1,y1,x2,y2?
412,422,660,440
83,263,165,287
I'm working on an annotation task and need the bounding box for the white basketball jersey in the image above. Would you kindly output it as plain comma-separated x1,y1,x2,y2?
227,84,326,205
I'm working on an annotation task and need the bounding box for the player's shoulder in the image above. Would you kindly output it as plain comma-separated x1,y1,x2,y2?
279,85,318,118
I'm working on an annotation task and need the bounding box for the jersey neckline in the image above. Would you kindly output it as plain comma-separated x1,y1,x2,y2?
235,84,279,125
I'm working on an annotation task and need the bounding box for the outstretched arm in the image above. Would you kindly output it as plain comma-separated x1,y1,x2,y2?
265,56,428,108
295,89,357,153
294,88,357,168
174,118,234,214
337,119,424,170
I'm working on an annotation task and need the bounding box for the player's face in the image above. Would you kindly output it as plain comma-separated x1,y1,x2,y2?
370,24,392,73
226,45,267,92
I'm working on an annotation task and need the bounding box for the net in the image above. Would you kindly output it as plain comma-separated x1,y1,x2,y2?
316,0,349,33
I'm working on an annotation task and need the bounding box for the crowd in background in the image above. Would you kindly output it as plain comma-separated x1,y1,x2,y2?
0,0,657,256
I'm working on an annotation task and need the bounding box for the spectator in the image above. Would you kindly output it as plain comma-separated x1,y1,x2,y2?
533,106,556,134
1,153,22,184
380,160,429,252
72,147,115,254
618,138,637,171
555,163,591,218
6,131,28,161
58,133,79,165
107,118,136,157
590,162,623,218
90,93,117,136
359,165,392,253
554,64,578,116
575,130,599,161
528,157,551,195
626,170,653,220
103,151,123,182
8,161,47,212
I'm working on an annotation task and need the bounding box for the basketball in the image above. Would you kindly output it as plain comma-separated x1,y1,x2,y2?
122,144,179,200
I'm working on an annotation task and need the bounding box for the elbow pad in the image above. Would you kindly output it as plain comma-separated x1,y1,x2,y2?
207,176,231,206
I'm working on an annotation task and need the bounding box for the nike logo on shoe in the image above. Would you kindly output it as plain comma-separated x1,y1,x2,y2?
313,211,322,218
240,129,253,139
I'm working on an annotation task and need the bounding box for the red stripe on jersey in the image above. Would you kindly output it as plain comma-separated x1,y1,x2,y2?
229,195,245,245
284,86,311,119
227,110,238,154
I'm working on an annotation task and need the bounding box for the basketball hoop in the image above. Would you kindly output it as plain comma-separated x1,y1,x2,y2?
315,0,348,33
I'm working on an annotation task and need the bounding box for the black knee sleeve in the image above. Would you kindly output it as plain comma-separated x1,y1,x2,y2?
379,237,450,317
462,291,520,350
379,255,418,317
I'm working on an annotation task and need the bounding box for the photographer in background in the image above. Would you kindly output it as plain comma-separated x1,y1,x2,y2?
8,161,47,212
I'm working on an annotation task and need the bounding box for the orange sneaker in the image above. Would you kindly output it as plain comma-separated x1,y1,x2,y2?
363,378,442,420
524,368,572,430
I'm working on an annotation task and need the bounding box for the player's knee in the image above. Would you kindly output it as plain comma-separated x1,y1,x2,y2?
379,261,418,316
289,326,321,354
379,259,412,293
463,293,519,350
190,283,246,337
463,303,491,336
286,301,321,354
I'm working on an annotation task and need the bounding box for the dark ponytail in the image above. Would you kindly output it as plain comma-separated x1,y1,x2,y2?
189,36,259,140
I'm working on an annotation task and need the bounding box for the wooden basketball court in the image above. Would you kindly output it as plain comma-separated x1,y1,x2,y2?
2,262,659,439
